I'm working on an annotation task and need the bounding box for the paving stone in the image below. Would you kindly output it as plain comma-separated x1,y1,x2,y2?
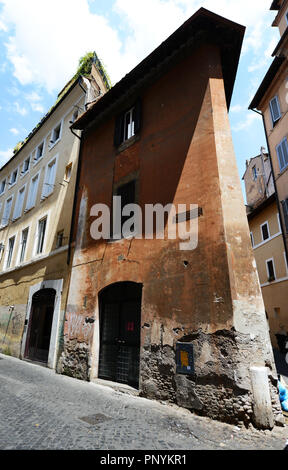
0,353,287,450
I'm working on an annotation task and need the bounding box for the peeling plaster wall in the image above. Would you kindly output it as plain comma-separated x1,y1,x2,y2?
60,44,283,428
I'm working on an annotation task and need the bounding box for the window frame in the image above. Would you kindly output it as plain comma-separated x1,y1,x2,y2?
266,257,276,282
9,167,19,188
260,221,270,242
5,235,15,269
1,195,14,228
0,178,6,195
17,227,29,265
34,216,48,256
25,170,41,212
49,120,63,150
13,183,26,221
269,95,281,126
276,137,288,172
33,140,45,166
114,99,141,148
41,154,58,200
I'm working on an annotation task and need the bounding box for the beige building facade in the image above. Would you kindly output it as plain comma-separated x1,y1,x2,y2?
249,0,288,350
0,54,109,368
243,153,288,348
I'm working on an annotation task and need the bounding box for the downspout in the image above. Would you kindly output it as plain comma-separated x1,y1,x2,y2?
250,107,288,263
67,81,86,266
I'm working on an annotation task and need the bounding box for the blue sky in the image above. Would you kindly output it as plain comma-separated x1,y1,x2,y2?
0,0,280,201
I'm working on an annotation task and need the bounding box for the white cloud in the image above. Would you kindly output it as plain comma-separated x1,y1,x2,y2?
232,112,259,132
0,148,13,167
9,128,19,135
14,101,28,116
230,104,244,113
0,0,280,94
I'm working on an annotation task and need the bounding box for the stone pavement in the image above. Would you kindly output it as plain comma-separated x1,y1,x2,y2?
0,353,287,450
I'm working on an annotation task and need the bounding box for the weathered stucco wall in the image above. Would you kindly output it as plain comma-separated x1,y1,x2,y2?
0,250,69,362
59,44,283,428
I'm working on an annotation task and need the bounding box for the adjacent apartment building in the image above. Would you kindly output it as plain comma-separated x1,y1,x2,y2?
58,9,283,428
0,53,109,368
249,0,288,276
243,149,288,350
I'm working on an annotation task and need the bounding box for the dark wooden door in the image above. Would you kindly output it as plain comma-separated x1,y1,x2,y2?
98,283,142,388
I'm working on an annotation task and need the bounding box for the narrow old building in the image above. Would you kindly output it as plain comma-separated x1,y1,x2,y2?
59,9,283,428
0,53,110,369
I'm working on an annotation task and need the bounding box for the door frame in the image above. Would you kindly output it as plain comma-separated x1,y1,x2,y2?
21,279,63,369
90,281,143,385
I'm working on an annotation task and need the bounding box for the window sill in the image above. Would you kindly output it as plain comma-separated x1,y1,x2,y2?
8,182,17,190
20,170,30,179
49,138,61,151
33,156,44,167
116,134,140,154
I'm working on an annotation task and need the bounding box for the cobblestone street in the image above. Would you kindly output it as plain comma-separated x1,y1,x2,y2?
0,353,287,451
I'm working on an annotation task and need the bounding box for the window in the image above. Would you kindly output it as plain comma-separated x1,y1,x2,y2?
269,95,281,126
6,236,15,268
261,222,270,241
65,163,72,181
114,180,136,238
35,142,44,162
250,232,254,247
22,157,30,175
282,199,288,233
13,185,26,220
50,123,62,146
0,179,6,195
252,165,257,181
266,258,276,282
36,217,47,254
56,230,64,249
276,138,288,172
19,228,29,263
26,173,40,210
9,169,18,186
42,157,57,198
114,99,141,147
70,109,79,124
1,197,13,227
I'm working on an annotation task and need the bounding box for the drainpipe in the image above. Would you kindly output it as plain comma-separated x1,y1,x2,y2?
250,107,288,263
67,81,86,266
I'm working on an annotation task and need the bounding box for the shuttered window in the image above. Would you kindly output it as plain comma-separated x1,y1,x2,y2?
276,138,288,172
1,197,13,227
26,173,39,210
13,186,26,220
6,236,15,269
269,96,281,125
42,158,57,198
36,217,47,254
114,99,142,147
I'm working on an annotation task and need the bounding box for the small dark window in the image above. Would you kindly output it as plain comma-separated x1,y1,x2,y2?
114,99,142,147
261,223,269,241
37,217,47,254
114,180,136,238
252,166,257,181
56,230,64,249
282,199,288,233
267,260,275,282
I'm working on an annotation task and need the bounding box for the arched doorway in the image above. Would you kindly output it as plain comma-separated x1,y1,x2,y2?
98,282,142,388
25,288,56,363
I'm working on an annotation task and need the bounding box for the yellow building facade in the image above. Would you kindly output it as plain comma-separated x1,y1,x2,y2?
0,55,109,368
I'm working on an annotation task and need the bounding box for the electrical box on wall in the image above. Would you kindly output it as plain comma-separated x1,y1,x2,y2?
176,342,194,375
